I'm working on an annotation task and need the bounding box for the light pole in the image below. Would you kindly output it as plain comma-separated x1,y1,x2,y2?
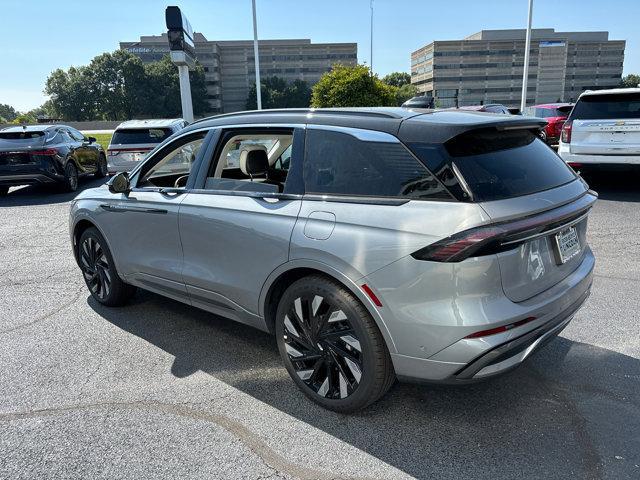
166,6,196,122
520,0,534,112
252,0,262,109
370,0,374,73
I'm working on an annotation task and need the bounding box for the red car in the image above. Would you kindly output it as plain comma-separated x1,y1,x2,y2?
524,103,573,145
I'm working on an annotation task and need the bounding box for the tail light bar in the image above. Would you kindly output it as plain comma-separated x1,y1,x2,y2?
411,194,595,263
561,120,573,143
30,148,59,156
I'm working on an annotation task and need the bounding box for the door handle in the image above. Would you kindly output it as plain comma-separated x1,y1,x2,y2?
100,204,168,214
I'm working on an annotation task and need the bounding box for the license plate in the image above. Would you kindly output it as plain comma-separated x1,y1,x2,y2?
554,226,581,264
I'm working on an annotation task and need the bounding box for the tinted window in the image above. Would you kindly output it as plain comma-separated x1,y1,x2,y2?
111,128,173,145
0,131,44,140
442,129,576,202
571,93,640,120
304,129,451,200
67,128,85,141
535,106,572,118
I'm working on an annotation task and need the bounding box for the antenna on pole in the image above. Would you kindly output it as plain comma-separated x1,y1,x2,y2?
520,0,534,112
252,0,262,110
370,0,374,73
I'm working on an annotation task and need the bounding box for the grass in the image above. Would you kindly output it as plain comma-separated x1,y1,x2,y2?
83,132,113,151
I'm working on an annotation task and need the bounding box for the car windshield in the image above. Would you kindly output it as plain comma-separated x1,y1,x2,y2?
111,128,172,145
571,92,640,119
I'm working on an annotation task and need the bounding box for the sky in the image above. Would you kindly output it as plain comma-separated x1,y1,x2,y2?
2,0,639,111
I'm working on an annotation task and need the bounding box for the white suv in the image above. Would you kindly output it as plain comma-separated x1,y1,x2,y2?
558,88,640,168
107,119,188,174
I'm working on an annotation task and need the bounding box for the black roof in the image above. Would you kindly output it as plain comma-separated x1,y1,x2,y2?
185,107,547,144
0,124,65,133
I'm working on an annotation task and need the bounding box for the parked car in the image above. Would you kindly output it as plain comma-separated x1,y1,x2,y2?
107,119,188,174
401,96,434,109
524,103,573,145
559,88,640,169
70,107,595,412
0,125,106,195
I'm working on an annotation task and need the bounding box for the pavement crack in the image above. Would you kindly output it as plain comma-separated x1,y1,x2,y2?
0,400,378,480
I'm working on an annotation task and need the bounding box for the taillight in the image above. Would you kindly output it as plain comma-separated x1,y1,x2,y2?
411,198,593,262
30,148,59,156
561,120,572,143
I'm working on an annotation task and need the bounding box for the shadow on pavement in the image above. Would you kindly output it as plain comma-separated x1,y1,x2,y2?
580,169,640,203
0,176,107,207
89,290,640,480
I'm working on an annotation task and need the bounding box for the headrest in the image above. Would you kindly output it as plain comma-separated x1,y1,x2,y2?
239,145,269,176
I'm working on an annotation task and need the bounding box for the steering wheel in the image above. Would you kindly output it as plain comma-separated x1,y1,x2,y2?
174,175,189,188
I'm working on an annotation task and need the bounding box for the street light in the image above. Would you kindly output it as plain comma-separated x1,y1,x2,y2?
252,0,262,110
520,0,534,112
370,0,374,73
166,6,196,123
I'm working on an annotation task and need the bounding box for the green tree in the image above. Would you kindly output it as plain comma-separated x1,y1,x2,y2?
382,71,412,87
310,64,396,108
11,113,37,124
45,66,96,120
0,104,18,122
395,83,418,105
246,76,311,110
620,74,640,88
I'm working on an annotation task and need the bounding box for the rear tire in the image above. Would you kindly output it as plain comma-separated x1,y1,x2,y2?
275,275,395,413
78,227,137,307
63,161,78,192
95,154,108,178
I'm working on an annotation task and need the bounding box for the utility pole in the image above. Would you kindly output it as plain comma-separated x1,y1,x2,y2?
520,0,534,112
370,0,374,73
252,0,262,109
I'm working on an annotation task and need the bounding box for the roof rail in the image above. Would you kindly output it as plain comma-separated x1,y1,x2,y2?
190,108,404,126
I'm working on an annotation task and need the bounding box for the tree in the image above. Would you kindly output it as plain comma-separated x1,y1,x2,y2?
620,74,640,88
11,113,37,124
0,104,18,122
382,72,412,87
246,76,311,110
310,64,396,108
395,83,418,106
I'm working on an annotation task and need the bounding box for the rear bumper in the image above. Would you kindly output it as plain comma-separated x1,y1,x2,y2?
0,173,59,186
383,248,594,383
559,143,640,165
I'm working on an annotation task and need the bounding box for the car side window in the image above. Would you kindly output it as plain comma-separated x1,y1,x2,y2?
137,132,206,189
58,129,74,143
68,128,86,141
303,129,452,200
203,130,294,194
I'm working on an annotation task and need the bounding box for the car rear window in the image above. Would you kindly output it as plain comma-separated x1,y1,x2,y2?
0,131,45,140
303,129,452,200
534,106,572,118
111,128,172,145
570,92,640,120
409,129,576,202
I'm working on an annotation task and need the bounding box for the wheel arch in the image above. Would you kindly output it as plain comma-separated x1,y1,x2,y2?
71,216,122,278
259,259,398,354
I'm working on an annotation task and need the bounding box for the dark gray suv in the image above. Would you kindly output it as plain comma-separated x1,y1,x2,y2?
70,108,595,412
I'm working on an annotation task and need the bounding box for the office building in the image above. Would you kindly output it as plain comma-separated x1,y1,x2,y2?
121,33,357,115
411,29,625,108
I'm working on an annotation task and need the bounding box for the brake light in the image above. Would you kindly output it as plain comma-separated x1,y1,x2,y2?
465,316,537,339
411,199,593,262
30,148,59,156
561,120,572,143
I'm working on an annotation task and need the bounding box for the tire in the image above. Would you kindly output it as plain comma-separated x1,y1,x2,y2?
275,275,395,413
63,161,79,192
539,130,548,144
78,227,137,307
0,186,8,196
95,154,108,178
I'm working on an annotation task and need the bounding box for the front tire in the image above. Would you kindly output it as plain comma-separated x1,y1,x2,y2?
78,227,136,306
275,275,395,413
63,161,78,192
95,154,108,178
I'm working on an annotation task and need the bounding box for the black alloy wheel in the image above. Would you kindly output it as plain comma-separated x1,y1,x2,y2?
78,227,136,306
80,235,112,301
276,275,395,412
64,162,78,192
95,154,108,178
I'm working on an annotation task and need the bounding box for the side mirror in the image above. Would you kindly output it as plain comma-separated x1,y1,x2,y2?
88,136,97,143
108,172,130,194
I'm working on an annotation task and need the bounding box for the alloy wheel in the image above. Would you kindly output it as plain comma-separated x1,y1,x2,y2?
66,163,78,190
80,236,112,301
282,294,363,399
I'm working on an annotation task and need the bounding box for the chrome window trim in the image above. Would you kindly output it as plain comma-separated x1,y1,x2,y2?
306,124,400,143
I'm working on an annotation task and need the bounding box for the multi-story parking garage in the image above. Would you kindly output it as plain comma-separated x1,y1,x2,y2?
411,28,625,108
121,33,357,115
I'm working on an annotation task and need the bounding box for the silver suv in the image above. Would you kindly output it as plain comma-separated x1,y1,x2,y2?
70,108,596,412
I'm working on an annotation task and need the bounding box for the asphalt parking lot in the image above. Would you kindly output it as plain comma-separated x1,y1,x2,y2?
1,171,639,480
